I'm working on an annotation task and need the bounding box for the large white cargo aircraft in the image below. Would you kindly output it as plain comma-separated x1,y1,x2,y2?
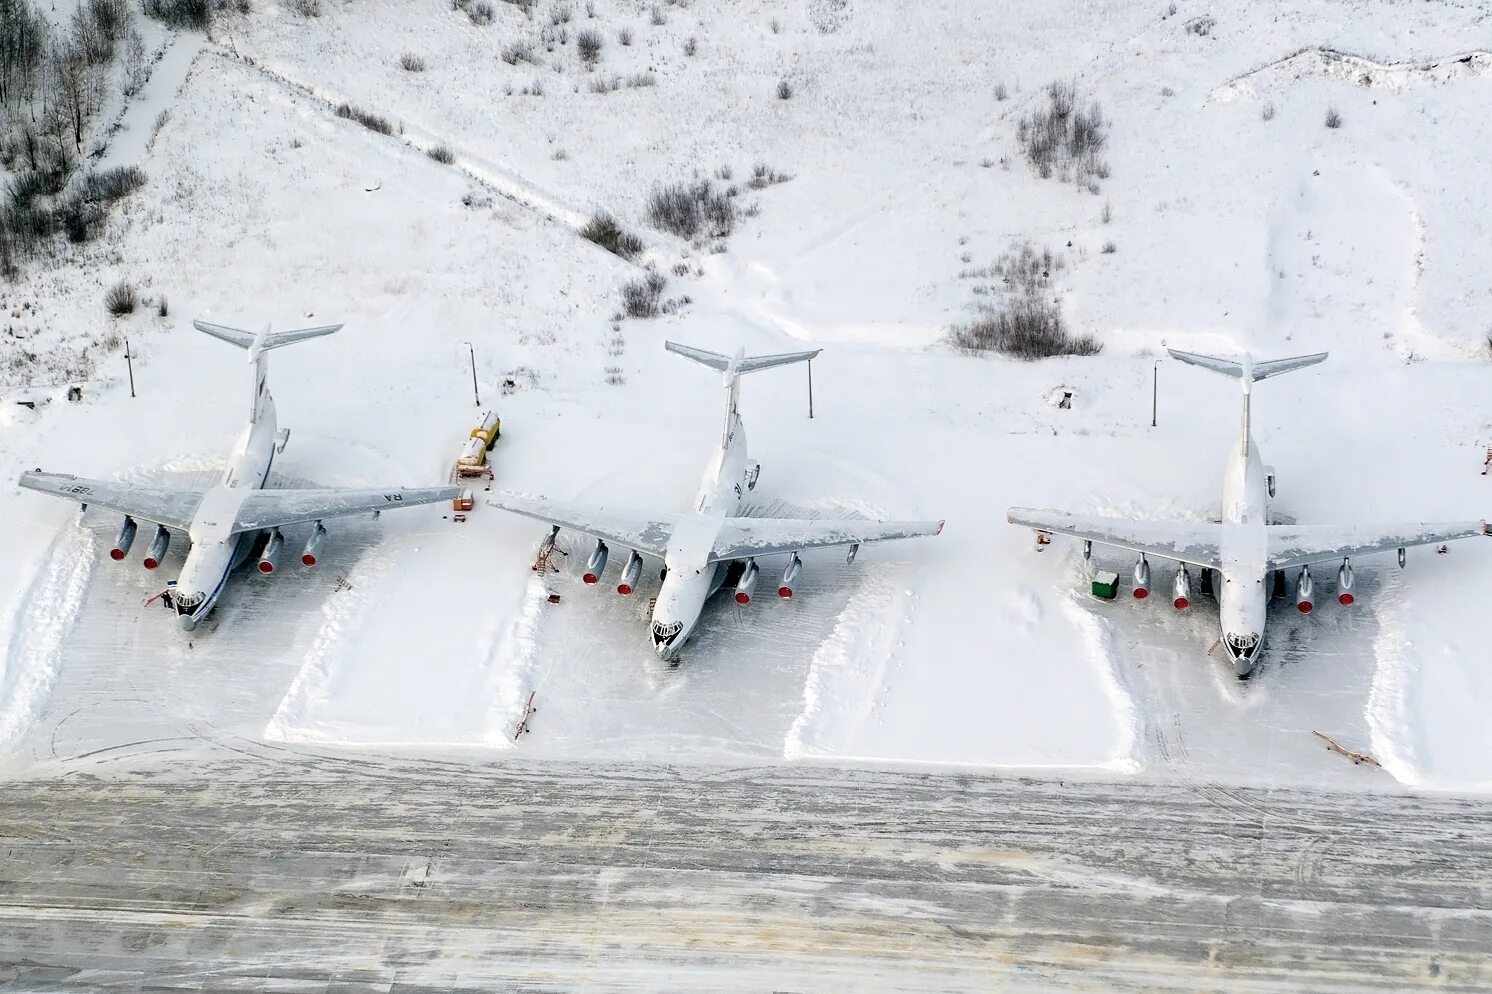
1010,349,1489,678
19,320,459,630
489,341,944,661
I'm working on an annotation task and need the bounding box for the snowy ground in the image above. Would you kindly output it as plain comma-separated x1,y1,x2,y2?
2,0,1492,799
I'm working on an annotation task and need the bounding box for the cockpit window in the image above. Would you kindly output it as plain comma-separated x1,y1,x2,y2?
652,621,683,646
1226,633,1259,652
175,590,205,613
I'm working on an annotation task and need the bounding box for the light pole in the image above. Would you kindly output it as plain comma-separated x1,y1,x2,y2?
462,341,480,407
1151,359,1160,428
807,357,814,419
124,338,136,399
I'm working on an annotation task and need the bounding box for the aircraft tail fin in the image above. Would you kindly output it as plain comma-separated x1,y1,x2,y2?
194,319,343,423
666,341,821,449
1167,348,1326,454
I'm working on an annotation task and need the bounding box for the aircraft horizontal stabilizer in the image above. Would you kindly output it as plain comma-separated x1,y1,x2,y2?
1167,348,1327,387
194,319,343,352
666,341,821,375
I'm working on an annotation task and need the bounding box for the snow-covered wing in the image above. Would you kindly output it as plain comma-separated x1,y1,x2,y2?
486,492,674,557
19,471,203,530
1266,521,1489,571
232,486,460,533
1007,508,1224,569
709,517,943,562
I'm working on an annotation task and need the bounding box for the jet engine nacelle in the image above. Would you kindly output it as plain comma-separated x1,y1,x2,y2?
110,516,137,561
1337,560,1355,606
734,559,760,604
142,525,170,570
584,541,609,585
778,554,802,599
1132,556,1151,599
1172,565,1191,610
616,549,642,595
1296,566,1314,613
258,529,284,575
301,522,327,567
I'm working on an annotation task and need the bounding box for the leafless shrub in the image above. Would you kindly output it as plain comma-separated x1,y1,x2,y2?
334,102,394,135
467,0,494,25
1184,14,1214,36
628,72,655,88
649,5,665,25
550,3,572,24
682,36,697,56
1325,105,1343,129
1160,86,1175,97
776,79,793,100
520,78,545,96
105,281,137,316
142,0,209,29
576,27,603,63
580,211,644,259
1101,240,1116,254
620,271,666,318
746,161,790,189
157,295,168,317
714,164,733,181
618,27,633,45
502,40,537,64
959,243,1065,289
645,179,737,240
428,144,455,164
950,296,1100,359
770,17,781,33
604,365,626,385
290,0,321,15
1018,80,1109,186
400,52,427,71
588,74,619,93
1261,101,1276,121
81,165,146,202
994,81,1009,101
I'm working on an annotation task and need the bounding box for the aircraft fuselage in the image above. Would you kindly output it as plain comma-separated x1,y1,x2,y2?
171,393,278,630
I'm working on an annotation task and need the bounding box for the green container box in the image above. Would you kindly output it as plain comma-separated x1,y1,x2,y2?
1091,570,1119,600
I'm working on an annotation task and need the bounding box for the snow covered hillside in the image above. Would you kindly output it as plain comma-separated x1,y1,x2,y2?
1,0,1490,791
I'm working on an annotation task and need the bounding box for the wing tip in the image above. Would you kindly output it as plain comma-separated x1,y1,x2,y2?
936,519,945,535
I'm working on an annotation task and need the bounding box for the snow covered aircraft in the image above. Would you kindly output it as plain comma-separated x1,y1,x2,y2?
19,320,459,631
1009,348,1489,678
488,341,944,662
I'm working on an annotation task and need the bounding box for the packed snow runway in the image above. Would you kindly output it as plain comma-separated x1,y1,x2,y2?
0,754,1488,993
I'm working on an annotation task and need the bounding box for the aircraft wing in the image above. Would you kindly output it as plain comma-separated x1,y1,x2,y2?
231,486,460,533
19,471,203,530
1266,521,1489,571
709,517,943,562
1007,508,1224,569
486,492,675,557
